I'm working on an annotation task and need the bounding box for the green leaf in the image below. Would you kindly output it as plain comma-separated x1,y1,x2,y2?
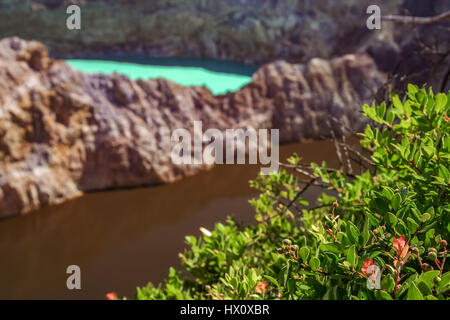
391,193,401,211
375,290,393,300
346,245,357,268
309,257,320,271
417,281,432,296
287,278,295,293
382,187,394,200
387,212,398,227
362,217,370,246
298,199,309,206
437,271,450,293
422,145,435,158
407,283,424,300
438,165,449,183
299,247,310,262
435,93,447,112
406,217,420,233
392,95,404,113
386,108,395,124
282,261,290,287
264,275,281,289
381,274,395,292
346,222,360,245
403,100,412,117
422,212,431,223
376,102,387,120
365,126,374,140
410,207,422,224
396,273,418,297
320,243,340,254
408,83,419,95
394,219,408,236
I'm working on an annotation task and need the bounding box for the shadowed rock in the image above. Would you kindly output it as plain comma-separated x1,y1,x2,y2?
0,38,385,217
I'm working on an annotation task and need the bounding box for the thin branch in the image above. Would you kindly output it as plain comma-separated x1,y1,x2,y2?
294,167,317,180
326,120,344,172
297,178,330,189
382,11,450,24
440,246,447,277
284,178,317,213
338,143,373,163
342,136,354,176
309,203,334,211
280,161,357,179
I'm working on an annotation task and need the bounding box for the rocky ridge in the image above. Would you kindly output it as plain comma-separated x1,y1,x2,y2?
0,37,387,217
1,1,448,89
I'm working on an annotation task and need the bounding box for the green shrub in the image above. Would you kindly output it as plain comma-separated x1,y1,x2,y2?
134,85,449,300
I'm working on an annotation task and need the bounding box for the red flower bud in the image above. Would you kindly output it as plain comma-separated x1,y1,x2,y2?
106,292,118,300
255,281,269,294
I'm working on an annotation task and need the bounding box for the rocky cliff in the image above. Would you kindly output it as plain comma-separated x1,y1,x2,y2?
1,1,448,90
0,0,402,64
0,37,385,217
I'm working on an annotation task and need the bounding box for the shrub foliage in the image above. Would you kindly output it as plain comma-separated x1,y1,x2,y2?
135,85,449,300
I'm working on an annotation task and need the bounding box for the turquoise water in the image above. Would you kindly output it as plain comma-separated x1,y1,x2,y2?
67,58,256,95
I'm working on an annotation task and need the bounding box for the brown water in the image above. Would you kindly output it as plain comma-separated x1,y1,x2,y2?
0,139,353,299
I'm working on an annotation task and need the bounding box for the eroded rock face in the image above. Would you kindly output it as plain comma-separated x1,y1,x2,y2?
0,37,385,218
0,0,405,64
1,0,448,91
